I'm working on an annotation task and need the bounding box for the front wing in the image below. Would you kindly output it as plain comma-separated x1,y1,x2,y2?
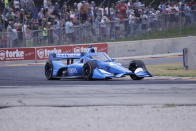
91,67,152,79
92,67,132,79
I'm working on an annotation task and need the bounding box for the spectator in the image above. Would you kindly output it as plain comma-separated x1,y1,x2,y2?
12,24,18,46
100,15,110,40
128,12,136,36
116,0,127,19
42,24,48,42
52,20,61,43
92,15,101,40
14,0,20,10
77,1,83,11
0,16,3,31
7,24,18,47
134,0,144,8
65,18,74,43
158,2,166,13
184,4,192,25
113,14,121,39
80,1,89,23
44,0,49,9
0,24,3,32
0,0,195,47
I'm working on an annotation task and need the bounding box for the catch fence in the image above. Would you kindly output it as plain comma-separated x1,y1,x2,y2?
1,10,196,48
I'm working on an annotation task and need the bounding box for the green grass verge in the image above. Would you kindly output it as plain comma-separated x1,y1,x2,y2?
163,104,177,108
106,26,196,42
147,63,196,77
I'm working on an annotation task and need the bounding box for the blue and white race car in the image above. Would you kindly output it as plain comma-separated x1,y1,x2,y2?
45,48,152,80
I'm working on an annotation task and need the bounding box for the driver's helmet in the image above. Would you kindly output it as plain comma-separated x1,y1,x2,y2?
90,48,95,53
88,45,96,53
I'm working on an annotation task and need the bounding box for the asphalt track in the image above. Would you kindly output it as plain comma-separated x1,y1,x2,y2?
1,52,196,131
0,55,196,87
0,55,196,107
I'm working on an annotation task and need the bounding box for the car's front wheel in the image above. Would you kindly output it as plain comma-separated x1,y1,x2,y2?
129,60,145,80
45,62,59,80
83,61,97,80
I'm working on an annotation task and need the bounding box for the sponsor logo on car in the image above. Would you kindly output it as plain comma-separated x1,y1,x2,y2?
67,68,77,74
56,53,81,58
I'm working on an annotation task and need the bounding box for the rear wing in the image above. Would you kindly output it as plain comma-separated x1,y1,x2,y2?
49,53,82,60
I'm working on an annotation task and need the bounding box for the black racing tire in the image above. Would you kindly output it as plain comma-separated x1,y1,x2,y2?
45,61,60,80
129,60,146,80
130,74,144,80
57,67,68,77
83,61,98,80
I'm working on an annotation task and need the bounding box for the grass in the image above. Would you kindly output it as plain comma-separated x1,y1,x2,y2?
106,26,196,42
147,63,196,77
163,104,177,108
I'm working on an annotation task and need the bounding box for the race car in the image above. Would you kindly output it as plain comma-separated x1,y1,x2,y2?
45,48,152,80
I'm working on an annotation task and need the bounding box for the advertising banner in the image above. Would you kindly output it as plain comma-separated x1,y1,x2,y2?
35,43,108,60
0,48,35,61
0,43,108,61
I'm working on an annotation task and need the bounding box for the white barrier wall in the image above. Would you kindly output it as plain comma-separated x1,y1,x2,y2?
107,36,196,58
187,43,196,69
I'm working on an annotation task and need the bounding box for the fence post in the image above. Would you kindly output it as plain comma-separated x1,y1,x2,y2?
34,47,37,63
183,48,188,70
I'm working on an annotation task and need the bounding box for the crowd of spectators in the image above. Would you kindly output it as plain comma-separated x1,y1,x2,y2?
0,0,196,47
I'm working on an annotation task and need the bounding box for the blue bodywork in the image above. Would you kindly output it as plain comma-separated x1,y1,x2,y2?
46,51,152,80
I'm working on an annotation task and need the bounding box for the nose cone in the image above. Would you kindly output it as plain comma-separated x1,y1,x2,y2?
134,68,152,77
104,62,132,74
136,71,152,77
92,68,114,79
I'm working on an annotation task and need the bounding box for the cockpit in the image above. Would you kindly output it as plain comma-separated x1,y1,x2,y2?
89,53,112,62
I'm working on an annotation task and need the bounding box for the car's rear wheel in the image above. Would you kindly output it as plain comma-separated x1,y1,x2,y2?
129,60,145,80
83,61,97,80
45,62,59,80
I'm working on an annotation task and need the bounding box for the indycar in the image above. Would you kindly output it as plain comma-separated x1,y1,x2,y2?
45,48,152,80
